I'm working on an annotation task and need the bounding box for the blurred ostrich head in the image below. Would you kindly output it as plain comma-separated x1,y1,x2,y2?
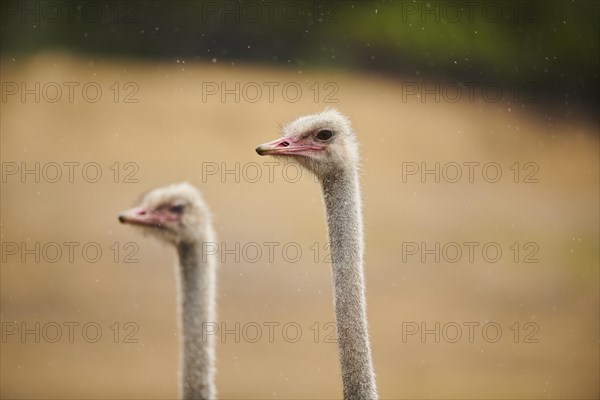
118,182,210,245
255,108,359,179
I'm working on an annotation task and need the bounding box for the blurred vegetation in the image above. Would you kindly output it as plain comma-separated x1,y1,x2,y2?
1,0,599,107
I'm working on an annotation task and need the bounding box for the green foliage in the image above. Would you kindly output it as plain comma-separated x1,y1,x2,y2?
1,0,598,102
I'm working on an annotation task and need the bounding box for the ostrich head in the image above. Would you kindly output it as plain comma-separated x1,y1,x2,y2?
255,108,359,179
118,182,209,245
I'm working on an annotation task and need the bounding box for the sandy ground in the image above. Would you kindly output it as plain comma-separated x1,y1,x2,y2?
1,53,598,399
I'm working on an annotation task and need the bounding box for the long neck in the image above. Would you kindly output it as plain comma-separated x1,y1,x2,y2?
176,228,216,400
321,170,378,400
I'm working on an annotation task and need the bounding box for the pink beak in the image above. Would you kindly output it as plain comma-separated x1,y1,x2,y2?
118,206,175,227
255,136,321,156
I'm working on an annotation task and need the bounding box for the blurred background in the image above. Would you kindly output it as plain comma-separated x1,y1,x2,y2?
1,1,598,399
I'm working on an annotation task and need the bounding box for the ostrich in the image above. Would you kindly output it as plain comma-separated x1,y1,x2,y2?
255,109,378,399
118,182,217,400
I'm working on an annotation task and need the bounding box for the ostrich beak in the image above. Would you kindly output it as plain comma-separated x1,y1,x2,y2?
118,206,162,227
256,136,320,156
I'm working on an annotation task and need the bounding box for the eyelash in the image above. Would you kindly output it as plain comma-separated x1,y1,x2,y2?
315,130,333,140
170,205,185,214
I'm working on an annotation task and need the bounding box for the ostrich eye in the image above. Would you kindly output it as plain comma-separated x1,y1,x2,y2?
170,204,185,214
315,130,333,141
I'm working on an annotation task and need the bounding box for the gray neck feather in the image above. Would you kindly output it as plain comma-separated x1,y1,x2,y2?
176,230,217,400
321,171,378,400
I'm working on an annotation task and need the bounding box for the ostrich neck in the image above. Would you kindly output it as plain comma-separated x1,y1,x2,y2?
321,171,378,400
177,234,216,400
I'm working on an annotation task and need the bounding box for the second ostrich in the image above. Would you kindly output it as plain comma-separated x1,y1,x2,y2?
256,109,378,399
118,182,217,400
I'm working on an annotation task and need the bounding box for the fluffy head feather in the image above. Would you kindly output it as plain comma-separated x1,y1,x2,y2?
257,108,360,179
119,182,211,245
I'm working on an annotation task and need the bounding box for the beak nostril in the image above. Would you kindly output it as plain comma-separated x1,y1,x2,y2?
280,141,289,147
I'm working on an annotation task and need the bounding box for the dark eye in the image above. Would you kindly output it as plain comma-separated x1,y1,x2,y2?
170,204,185,214
315,130,333,141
